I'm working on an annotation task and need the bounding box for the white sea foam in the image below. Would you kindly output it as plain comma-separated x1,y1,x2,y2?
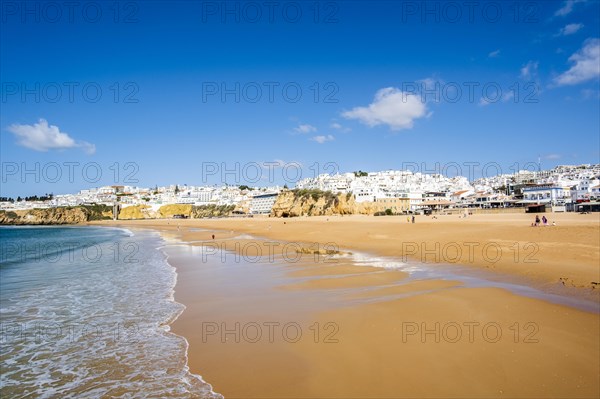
231,234,256,240
350,251,411,270
112,227,135,237
0,227,222,398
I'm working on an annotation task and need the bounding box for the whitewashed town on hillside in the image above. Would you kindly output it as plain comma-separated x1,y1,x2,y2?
2,164,599,214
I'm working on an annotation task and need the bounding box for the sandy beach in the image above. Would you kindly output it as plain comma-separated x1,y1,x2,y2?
93,212,600,398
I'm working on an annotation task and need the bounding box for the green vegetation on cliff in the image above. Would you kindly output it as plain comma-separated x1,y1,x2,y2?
291,188,337,203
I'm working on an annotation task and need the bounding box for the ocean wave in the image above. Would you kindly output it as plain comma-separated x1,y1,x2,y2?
0,227,222,398
350,252,411,270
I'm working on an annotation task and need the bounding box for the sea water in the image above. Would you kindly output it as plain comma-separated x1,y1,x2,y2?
0,226,221,398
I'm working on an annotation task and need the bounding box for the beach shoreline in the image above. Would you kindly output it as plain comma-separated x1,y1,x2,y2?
92,212,600,299
92,213,600,398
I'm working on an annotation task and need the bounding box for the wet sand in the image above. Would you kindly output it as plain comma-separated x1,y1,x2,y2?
96,212,600,294
93,213,600,398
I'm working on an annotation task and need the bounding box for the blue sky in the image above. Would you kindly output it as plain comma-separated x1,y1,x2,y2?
1,0,599,197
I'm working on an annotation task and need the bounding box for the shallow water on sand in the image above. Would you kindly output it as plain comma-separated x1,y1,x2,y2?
0,226,221,398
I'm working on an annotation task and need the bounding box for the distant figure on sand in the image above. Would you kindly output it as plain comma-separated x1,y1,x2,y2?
411,215,415,224
542,215,548,226
212,234,215,240
535,215,540,227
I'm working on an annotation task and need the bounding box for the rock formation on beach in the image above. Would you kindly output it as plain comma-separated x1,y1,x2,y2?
270,189,375,217
116,204,235,220
1,191,378,224
0,203,238,225
0,205,112,225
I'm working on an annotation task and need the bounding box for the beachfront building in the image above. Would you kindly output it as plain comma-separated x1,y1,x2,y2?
406,192,423,211
570,177,600,203
450,190,475,205
374,197,411,214
422,191,448,201
522,184,571,206
592,185,600,200
416,191,451,211
469,192,515,208
177,187,216,205
250,193,278,214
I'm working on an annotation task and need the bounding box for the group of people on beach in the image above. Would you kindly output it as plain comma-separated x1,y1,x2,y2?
533,215,555,227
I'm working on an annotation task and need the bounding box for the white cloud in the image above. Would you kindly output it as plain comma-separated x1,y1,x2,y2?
477,97,495,107
293,124,317,134
410,78,444,103
478,98,491,107
503,91,515,102
330,122,351,132
553,38,600,86
417,77,438,90
488,49,501,58
7,119,95,154
78,142,96,155
310,135,334,144
554,0,585,17
342,87,428,131
556,23,584,36
520,60,539,79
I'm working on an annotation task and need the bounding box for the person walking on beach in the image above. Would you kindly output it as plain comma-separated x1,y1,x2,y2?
542,215,548,226
535,215,540,227
411,215,415,224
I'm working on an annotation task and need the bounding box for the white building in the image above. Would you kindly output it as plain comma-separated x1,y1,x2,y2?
250,193,278,214
591,185,600,199
570,177,600,202
522,185,571,205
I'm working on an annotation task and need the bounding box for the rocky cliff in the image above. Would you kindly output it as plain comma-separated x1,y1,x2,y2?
0,205,113,225
117,205,154,220
192,204,236,218
270,190,375,217
117,204,235,220
1,193,374,224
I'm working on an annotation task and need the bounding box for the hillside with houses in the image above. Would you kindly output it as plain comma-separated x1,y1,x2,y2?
1,164,599,220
